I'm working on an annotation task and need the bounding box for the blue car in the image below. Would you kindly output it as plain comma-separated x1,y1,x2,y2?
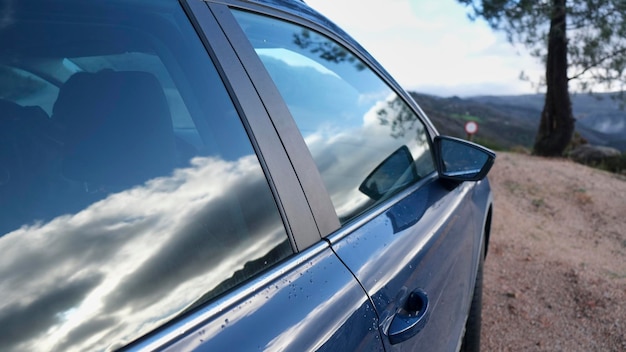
0,0,494,351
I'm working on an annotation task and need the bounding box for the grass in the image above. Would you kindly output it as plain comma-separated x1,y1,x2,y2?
573,188,593,205
606,270,626,279
597,153,626,174
474,134,626,176
473,137,506,151
450,113,484,123
503,180,522,193
531,198,545,208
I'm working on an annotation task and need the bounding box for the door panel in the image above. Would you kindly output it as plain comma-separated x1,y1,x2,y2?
133,243,383,352
329,180,477,351
216,5,479,349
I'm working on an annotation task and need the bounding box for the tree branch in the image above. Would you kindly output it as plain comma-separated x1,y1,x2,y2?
568,47,626,81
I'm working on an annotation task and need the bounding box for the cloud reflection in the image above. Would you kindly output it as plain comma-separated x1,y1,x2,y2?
0,154,289,352
256,44,434,222
303,93,431,220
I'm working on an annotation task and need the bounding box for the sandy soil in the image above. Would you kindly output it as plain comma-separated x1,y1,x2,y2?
481,152,626,351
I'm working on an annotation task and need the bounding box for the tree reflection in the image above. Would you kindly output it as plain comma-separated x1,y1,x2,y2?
290,29,427,144
291,29,427,143
293,30,365,71
376,96,428,143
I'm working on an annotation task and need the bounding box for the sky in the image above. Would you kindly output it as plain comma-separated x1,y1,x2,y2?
304,0,546,97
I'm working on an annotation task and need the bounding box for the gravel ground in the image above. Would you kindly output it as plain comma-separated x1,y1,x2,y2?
482,152,626,351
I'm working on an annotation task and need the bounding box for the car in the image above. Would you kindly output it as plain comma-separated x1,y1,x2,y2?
0,0,495,351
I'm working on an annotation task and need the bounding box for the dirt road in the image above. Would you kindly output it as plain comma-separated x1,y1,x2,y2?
481,152,626,351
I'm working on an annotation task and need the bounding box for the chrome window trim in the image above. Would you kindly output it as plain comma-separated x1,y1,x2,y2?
325,172,439,245
125,240,332,351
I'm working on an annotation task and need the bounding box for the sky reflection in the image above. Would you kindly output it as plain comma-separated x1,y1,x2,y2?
0,155,289,352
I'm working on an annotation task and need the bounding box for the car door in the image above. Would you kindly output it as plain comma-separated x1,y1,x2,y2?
217,2,486,350
125,1,385,351
0,1,382,351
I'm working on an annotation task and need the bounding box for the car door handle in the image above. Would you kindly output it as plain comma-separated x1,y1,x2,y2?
388,289,430,345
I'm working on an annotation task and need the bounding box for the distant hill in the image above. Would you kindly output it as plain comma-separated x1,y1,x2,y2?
410,92,537,151
411,92,626,152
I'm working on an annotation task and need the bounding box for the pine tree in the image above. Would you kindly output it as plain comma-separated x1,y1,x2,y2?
458,0,626,156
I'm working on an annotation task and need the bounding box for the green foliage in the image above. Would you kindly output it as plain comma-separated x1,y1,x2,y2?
597,153,626,174
531,198,546,208
458,0,626,98
293,29,366,71
568,149,626,175
473,136,505,151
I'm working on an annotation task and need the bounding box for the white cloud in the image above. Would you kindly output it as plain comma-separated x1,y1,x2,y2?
304,0,544,96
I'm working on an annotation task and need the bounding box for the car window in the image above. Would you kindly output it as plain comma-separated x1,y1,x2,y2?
71,53,196,129
0,65,59,113
232,10,435,224
0,1,292,351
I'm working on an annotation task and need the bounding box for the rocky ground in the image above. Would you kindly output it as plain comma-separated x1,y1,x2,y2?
481,152,626,351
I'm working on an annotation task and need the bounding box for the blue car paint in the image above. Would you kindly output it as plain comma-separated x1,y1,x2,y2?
139,173,492,352
329,177,483,351
131,242,384,351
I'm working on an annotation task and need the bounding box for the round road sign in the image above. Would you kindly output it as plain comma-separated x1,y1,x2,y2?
465,121,478,135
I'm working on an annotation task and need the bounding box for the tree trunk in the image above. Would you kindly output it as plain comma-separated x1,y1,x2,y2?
533,0,575,157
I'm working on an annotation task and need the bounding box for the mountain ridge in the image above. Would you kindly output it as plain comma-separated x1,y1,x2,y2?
410,91,626,152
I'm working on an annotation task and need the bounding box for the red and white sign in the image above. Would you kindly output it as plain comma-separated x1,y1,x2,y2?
464,121,478,135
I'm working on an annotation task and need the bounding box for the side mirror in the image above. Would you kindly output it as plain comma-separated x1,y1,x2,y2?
434,136,495,181
359,146,419,200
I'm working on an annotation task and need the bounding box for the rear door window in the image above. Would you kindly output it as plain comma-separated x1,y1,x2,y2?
231,10,436,224
0,1,292,351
